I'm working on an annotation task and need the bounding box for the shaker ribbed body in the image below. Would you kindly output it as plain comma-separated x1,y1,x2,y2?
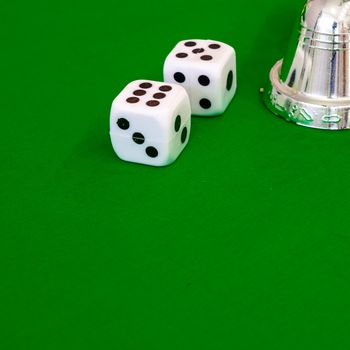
264,0,350,130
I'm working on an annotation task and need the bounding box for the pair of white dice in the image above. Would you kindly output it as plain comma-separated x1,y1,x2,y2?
110,39,237,167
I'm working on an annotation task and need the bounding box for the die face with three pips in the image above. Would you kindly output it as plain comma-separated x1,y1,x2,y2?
164,39,237,116
110,80,191,167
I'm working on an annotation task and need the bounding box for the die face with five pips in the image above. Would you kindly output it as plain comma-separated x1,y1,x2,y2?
164,39,237,116
110,80,191,167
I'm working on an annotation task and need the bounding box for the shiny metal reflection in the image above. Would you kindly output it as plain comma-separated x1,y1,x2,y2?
264,0,350,130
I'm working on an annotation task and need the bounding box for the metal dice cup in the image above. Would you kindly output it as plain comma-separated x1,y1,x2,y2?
264,0,350,130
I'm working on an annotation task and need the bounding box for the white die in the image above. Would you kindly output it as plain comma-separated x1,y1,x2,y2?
164,39,237,116
110,80,191,167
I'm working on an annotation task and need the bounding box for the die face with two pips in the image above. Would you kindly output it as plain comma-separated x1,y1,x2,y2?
110,80,191,167
164,39,237,116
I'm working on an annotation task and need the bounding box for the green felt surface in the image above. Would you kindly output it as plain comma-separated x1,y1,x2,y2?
2,0,350,349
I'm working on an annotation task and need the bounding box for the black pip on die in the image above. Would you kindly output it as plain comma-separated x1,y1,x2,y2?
110,80,191,167
164,40,236,116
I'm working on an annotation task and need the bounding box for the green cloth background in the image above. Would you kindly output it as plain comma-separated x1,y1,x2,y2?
2,0,350,348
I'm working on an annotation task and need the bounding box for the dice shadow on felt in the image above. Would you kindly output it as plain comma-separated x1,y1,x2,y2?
65,118,115,164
